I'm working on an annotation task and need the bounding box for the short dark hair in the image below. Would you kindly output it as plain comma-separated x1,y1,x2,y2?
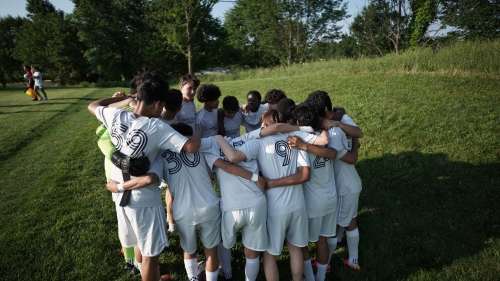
136,80,168,106
32,66,40,71
179,74,200,88
305,90,332,117
247,90,261,102
130,72,169,95
293,103,319,128
261,109,281,126
165,89,183,112
265,89,286,104
197,83,221,103
277,98,296,122
222,96,239,112
170,122,193,137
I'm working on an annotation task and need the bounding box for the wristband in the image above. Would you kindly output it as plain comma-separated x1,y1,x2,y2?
251,173,259,182
299,126,313,133
117,183,125,193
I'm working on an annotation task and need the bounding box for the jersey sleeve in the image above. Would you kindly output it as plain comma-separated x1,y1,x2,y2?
95,106,121,128
328,128,348,160
289,131,318,144
156,121,189,153
237,139,260,161
204,152,220,171
297,150,310,167
148,151,166,180
341,114,358,127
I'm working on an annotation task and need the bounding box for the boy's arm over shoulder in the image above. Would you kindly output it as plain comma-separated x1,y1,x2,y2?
88,96,128,116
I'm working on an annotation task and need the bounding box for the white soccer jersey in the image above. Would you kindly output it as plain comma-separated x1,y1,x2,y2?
196,108,219,137
175,101,197,131
238,132,316,216
223,112,243,138
149,150,220,225
95,106,188,207
203,130,265,211
241,103,268,133
328,127,362,196
302,128,338,218
33,71,44,87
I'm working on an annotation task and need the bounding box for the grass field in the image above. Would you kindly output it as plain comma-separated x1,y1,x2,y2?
1,68,499,281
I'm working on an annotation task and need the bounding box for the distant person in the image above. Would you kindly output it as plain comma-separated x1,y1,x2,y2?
241,90,268,133
217,95,243,138
24,65,41,101
264,89,287,109
176,74,200,131
31,66,48,100
195,83,221,137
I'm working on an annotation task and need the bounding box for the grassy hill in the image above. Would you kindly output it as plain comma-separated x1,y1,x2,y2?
0,41,499,280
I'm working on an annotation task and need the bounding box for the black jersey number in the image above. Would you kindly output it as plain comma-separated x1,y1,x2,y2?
162,150,200,174
275,140,291,166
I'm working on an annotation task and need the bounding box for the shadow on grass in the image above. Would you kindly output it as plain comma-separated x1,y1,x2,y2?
327,151,500,280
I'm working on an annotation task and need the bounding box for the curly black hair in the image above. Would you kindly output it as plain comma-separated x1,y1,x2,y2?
264,89,287,104
165,89,183,112
197,83,221,103
247,90,262,102
292,103,319,128
222,95,239,112
304,90,332,118
277,98,296,122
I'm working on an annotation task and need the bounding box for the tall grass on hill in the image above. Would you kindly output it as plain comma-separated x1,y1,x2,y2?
201,40,500,83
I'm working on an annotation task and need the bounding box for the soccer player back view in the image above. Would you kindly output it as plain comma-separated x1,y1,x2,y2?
217,109,329,281
88,78,201,281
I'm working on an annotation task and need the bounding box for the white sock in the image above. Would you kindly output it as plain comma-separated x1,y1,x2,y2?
136,262,142,274
206,269,220,281
346,228,359,265
245,257,260,281
303,259,315,281
184,257,198,279
218,242,232,277
315,262,328,281
327,237,337,265
337,227,345,243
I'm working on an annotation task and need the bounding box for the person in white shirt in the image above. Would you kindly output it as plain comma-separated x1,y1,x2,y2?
217,95,243,139
215,109,329,281
286,103,340,281
176,74,199,131
293,94,363,272
241,91,268,133
108,123,265,281
195,84,221,137
31,66,48,100
88,79,201,281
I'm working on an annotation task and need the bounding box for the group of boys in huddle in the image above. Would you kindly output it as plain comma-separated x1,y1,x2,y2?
88,72,363,281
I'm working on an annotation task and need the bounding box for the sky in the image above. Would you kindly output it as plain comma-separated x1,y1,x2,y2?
0,0,368,34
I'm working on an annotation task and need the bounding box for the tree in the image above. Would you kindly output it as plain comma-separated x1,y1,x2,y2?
225,0,348,67
146,0,219,74
14,0,87,85
350,2,393,56
440,0,500,40
0,16,24,87
72,0,148,81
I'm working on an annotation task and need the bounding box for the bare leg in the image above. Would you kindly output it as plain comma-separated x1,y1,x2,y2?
315,236,328,265
346,218,357,231
204,245,219,272
141,255,160,281
263,251,279,281
34,89,43,100
287,241,304,281
41,89,48,99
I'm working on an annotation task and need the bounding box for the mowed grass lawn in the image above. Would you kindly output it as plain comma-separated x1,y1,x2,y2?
0,72,499,281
